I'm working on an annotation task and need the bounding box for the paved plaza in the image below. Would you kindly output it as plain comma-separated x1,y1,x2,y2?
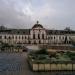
0,52,75,75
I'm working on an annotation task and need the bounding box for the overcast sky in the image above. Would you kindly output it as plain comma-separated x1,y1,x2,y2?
0,0,75,30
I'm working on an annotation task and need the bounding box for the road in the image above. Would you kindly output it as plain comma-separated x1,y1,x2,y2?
0,52,75,75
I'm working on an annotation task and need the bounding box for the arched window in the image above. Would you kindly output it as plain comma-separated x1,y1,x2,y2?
15,36,17,39
17,31,20,34
4,36,6,39
42,34,44,39
59,36,61,39
62,36,64,40
38,34,40,39
19,36,20,39
25,36,26,39
34,41,36,44
0,36,2,39
39,40,41,44
51,36,53,39
33,34,35,39
54,36,55,39
8,36,11,39
29,40,31,44
12,36,14,39
28,36,30,39
64,36,67,44
22,36,23,39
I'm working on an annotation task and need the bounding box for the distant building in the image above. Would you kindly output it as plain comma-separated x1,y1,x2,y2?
0,21,75,45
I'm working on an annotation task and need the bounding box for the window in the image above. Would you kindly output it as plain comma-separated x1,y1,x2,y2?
23,32,25,34
28,36,30,39
29,40,31,44
42,34,44,39
51,37,53,39
54,36,55,39
64,36,67,44
62,36,64,40
25,36,26,39
4,36,6,39
48,37,50,39
22,36,23,39
17,31,20,34
9,36,11,39
59,36,61,39
38,34,40,39
34,41,36,44
0,36,2,39
39,40,41,44
19,36,20,39
15,36,17,39
12,36,14,39
33,34,35,39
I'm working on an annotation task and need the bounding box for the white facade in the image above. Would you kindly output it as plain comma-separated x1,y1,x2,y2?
0,22,75,45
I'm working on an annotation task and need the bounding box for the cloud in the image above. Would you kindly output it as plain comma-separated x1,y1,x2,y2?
0,0,75,30
0,0,34,28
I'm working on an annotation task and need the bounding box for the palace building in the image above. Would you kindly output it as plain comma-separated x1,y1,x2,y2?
0,21,75,45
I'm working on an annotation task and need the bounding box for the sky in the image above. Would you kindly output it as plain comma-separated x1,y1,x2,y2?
0,0,75,30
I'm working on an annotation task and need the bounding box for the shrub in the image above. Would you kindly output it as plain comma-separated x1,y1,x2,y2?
35,48,48,55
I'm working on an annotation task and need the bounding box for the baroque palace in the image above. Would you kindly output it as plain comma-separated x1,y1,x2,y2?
0,21,75,45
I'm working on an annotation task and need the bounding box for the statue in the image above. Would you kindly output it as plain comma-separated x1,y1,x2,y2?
37,21,39,24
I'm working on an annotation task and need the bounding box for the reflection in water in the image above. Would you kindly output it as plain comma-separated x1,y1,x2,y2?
0,53,75,75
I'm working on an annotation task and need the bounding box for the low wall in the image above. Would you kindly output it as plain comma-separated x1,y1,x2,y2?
29,62,75,71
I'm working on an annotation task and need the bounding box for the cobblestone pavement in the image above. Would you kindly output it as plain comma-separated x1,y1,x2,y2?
0,52,75,75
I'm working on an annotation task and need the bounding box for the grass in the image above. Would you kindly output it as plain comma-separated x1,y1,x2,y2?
28,49,75,63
